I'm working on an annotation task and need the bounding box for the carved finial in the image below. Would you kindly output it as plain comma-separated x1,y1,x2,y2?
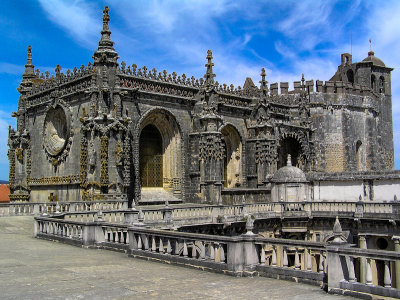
287,154,292,167
55,64,62,76
204,49,216,87
103,6,110,30
332,216,345,244
93,6,118,65
23,45,35,77
333,216,342,235
260,68,269,96
27,45,32,65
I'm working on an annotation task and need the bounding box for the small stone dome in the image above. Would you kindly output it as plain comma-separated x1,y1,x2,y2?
271,155,307,183
362,51,385,67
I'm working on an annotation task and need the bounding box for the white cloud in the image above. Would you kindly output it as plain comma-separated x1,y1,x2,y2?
0,62,24,75
38,0,100,48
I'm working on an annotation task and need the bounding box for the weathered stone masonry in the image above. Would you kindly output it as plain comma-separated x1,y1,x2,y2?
8,7,394,207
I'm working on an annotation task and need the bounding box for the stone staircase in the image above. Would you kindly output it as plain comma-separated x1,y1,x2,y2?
139,188,182,205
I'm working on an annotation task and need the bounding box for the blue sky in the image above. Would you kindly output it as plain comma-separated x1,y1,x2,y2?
0,0,399,179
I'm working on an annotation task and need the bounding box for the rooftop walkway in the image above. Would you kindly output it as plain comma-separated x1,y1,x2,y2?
0,217,350,300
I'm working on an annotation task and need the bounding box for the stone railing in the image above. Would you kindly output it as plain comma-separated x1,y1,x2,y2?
255,236,326,284
0,200,128,217
33,215,400,298
327,244,400,298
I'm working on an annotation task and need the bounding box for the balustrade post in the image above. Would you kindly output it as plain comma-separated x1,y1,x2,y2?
366,258,373,285
220,244,225,263
384,260,392,288
159,237,164,254
319,251,324,274
175,241,180,255
306,248,312,271
200,241,206,260
283,247,288,268
272,246,277,267
260,245,266,265
183,240,188,257
33,218,39,237
137,234,142,250
151,236,157,252
210,243,215,260
167,239,172,254
348,256,356,282
359,235,367,283
295,248,300,270
191,242,196,258
143,234,149,250
129,231,138,250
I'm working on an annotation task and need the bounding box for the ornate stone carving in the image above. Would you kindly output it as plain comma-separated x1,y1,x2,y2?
43,100,73,166
100,134,109,187
199,134,224,161
8,149,15,188
15,147,23,162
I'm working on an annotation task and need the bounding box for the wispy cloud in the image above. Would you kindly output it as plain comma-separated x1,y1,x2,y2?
38,0,100,49
0,62,24,75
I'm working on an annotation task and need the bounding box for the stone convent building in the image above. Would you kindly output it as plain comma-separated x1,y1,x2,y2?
8,6,395,207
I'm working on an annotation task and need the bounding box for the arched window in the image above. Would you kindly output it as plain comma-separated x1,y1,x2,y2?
371,74,376,91
346,69,354,84
379,76,385,94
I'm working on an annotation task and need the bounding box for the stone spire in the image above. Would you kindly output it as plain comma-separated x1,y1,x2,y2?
259,68,269,97
204,50,215,87
18,45,36,94
23,45,35,78
93,6,118,66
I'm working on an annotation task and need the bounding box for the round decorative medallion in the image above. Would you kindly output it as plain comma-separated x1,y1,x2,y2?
44,106,69,156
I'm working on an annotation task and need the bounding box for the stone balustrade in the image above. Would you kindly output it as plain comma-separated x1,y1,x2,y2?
255,237,326,284
327,244,400,298
0,200,128,217
33,215,400,298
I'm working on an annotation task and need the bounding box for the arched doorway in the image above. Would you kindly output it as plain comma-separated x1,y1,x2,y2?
221,125,242,188
139,125,163,187
277,137,302,169
138,109,182,194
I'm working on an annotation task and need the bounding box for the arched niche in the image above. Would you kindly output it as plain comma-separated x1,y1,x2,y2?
277,136,302,169
347,69,354,84
221,125,242,188
371,74,376,91
355,140,363,171
379,76,385,94
138,109,182,193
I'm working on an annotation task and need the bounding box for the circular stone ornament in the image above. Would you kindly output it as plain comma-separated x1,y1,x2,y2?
43,101,73,165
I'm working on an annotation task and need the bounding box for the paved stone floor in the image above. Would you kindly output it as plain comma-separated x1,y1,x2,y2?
0,217,351,300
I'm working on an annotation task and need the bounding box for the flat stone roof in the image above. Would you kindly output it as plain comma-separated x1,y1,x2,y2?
0,217,350,299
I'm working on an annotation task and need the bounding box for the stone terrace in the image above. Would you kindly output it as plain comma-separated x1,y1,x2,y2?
0,217,349,300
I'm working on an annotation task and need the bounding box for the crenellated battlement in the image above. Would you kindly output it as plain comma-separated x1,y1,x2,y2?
268,79,379,98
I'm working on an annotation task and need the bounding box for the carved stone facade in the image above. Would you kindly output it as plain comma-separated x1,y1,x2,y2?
8,7,394,206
